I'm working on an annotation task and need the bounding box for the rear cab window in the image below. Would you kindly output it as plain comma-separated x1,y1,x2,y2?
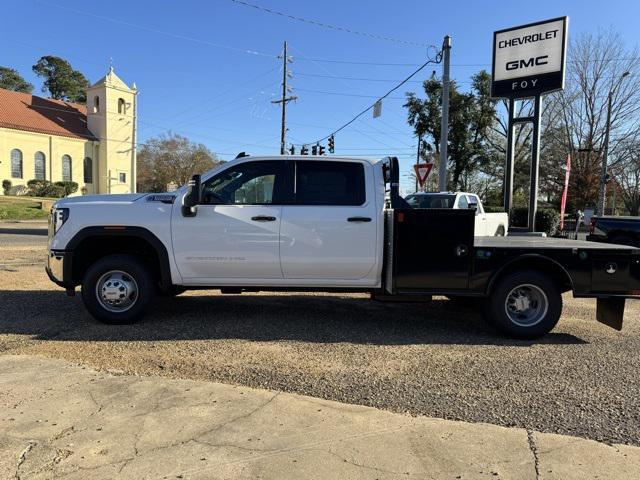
295,161,365,206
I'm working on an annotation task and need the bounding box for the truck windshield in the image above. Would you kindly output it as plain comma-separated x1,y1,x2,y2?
405,194,457,209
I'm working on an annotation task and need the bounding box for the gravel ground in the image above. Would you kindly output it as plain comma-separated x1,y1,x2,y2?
1,237,639,447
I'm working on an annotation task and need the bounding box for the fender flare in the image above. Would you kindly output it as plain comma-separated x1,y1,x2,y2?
485,253,575,295
66,226,173,289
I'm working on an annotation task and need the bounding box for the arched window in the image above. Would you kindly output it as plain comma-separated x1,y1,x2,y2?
118,98,126,114
83,157,93,183
34,152,46,180
10,149,23,178
93,95,100,113
62,155,72,182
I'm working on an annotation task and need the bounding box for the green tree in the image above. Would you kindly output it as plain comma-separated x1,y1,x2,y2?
0,66,33,93
404,70,497,190
137,132,221,192
32,56,89,103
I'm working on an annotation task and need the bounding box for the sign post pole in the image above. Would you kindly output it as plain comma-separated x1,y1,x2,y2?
528,94,542,231
504,97,516,215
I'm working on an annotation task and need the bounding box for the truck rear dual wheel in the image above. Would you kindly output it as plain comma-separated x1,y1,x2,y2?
81,254,154,325
482,270,562,339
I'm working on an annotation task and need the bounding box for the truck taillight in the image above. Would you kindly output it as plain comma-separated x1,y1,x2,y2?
589,217,597,234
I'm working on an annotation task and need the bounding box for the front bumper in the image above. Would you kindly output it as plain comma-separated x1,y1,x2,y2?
45,250,74,288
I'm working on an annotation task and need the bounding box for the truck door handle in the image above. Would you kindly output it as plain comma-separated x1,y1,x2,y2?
347,217,372,222
455,244,469,257
251,216,276,222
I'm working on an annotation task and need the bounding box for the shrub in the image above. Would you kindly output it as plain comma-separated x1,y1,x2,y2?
27,179,49,196
25,179,66,198
510,207,560,236
41,184,66,198
2,180,11,195
54,181,78,197
8,185,30,196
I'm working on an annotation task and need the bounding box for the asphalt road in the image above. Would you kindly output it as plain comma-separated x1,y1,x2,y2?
1,227,639,447
0,222,47,249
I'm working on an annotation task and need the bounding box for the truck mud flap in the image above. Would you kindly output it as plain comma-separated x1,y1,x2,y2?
596,297,626,331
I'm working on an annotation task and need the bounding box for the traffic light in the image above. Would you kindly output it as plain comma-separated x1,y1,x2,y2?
318,145,325,156
289,145,295,155
301,145,308,155
328,134,335,153
312,144,318,155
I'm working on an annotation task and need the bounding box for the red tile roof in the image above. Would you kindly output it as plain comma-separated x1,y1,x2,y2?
0,88,96,140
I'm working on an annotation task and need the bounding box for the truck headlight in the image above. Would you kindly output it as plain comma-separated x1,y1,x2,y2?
51,208,69,235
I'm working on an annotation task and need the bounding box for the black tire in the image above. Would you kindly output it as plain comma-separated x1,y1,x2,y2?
610,235,639,248
81,254,154,324
482,270,562,339
495,226,506,236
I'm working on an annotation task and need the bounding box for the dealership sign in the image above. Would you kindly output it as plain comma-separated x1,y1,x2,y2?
492,17,568,98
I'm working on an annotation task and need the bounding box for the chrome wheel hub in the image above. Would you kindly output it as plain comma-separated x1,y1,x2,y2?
95,270,138,313
504,284,548,327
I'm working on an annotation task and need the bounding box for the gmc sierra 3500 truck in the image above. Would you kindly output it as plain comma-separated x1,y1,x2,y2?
46,156,640,339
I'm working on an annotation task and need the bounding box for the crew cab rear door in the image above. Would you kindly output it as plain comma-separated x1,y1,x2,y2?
280,160,378,283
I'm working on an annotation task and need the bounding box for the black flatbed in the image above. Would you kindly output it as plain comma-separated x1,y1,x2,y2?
475,236,638,250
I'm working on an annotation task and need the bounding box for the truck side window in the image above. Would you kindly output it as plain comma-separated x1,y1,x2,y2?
201,161,285,205
467,195,483,214
295,161,365,206
457,195,468,209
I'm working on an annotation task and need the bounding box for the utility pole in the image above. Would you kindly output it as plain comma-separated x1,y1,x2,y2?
271,41,297,155
597,71,629,216
438,35,451,192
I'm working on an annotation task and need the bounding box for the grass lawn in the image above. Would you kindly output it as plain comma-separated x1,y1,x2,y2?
0,196,50,221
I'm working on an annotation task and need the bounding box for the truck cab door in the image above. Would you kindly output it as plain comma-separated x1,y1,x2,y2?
171,160,289,282
279,160,379,284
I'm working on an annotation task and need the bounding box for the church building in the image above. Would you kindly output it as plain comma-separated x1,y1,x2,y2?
0,67,137,195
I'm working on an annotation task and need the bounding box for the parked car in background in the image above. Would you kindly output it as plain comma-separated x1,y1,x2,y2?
404,192,508,236
587,216,640,247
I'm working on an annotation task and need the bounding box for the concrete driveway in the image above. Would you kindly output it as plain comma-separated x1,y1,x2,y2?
2,355,639,480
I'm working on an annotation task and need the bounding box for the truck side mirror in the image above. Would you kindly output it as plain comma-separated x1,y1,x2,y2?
182,174,201,217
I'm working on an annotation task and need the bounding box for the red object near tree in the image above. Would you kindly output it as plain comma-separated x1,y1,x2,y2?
560,154,571,231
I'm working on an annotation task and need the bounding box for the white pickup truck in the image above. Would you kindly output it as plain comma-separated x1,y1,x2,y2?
404,192,508,236
46,155,640,338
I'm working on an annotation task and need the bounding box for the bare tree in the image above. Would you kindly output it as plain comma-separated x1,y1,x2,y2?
611,136,640,215
137,132,221,192
551,30,640,210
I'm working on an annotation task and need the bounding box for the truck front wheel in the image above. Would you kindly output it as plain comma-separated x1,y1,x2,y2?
483,270,562,339
81,254,154,324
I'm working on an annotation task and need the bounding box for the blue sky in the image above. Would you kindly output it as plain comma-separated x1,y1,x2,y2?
3,0,640,191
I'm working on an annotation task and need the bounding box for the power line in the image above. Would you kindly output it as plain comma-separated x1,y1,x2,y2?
37,0,278,59
229,0,428,47
295,58,424,66
295,71,475,85
295,87,407,100
296,52,443,145
297,72,426,83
